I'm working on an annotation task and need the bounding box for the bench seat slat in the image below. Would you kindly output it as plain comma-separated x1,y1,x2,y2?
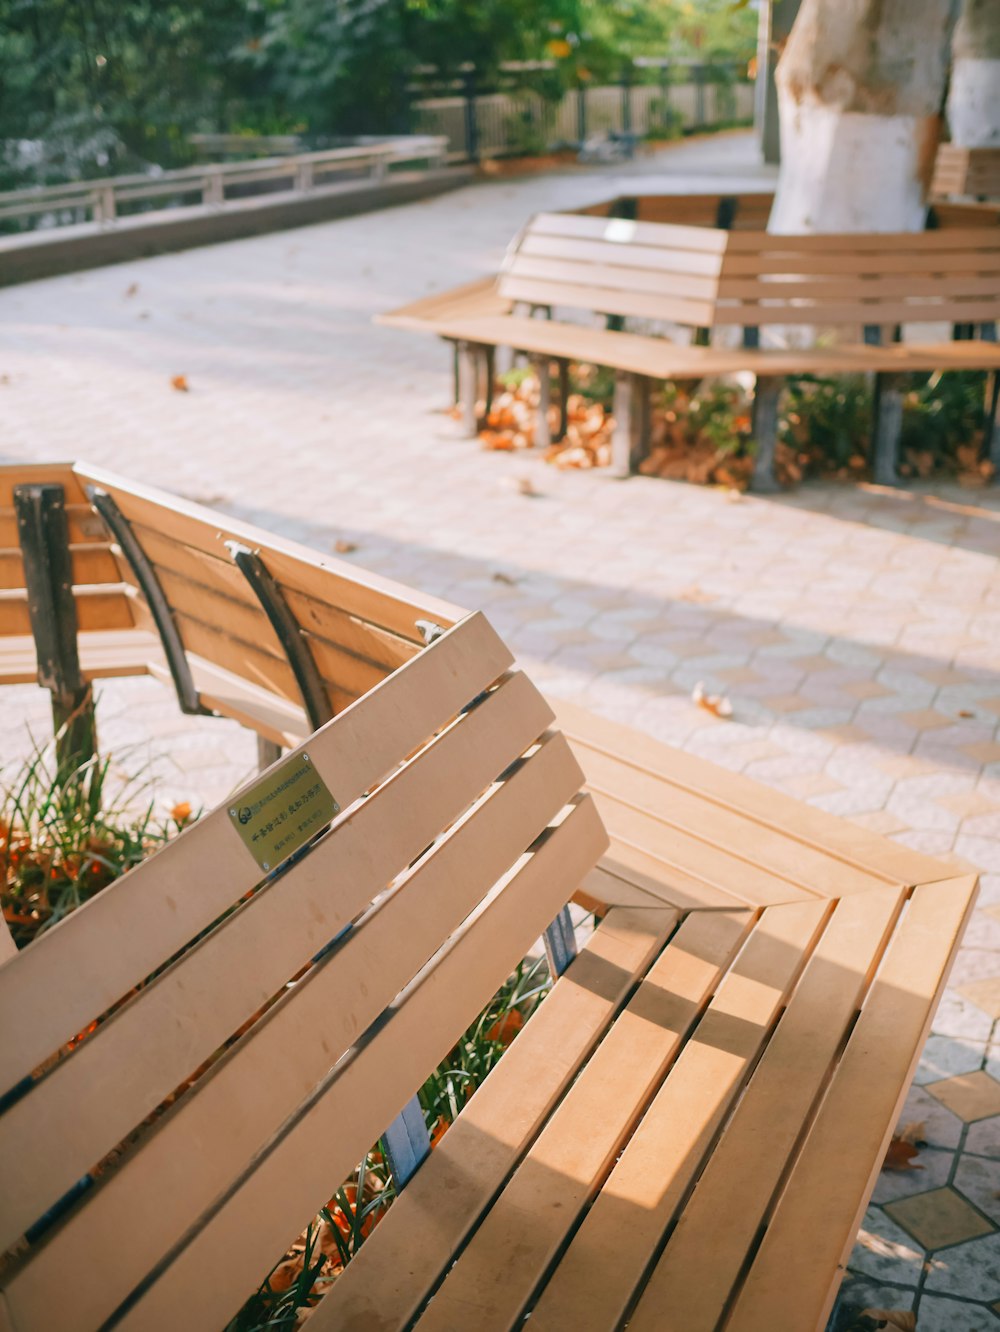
506,253,720,303
278,905,682,1331
593,839,745,911
0,629,161,686
724,873,979,1332
103,796,606,1332
529,212,730,256
626,885,908,1332
721,249,1000,277
498,275,717,329
518,897,830,1331
592,789,813,909
555,701,949,888
414,910,754,1331
1,730,584,1328
0,613,513,1093
577,744,889,901
0,504,108,549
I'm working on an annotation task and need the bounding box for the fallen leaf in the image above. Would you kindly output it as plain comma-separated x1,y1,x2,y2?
514,475,539,497
333,539,357,555
124,282,139,298
170,374,189,392
882,1137,923,1172
897,1121,926,1146
692,681,733,719
492,571,517,585
958,709,975,719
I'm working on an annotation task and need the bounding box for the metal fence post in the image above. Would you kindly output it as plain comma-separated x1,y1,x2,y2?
695,64,707,129
621,63,633,138
577,82,588,146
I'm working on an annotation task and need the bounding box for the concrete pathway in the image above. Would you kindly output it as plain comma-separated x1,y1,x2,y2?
2,131,1000,1327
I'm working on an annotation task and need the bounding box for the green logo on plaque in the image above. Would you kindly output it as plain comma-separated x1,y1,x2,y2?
228,751,340,872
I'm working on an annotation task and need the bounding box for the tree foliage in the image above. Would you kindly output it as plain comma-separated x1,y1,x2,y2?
0,0,754,186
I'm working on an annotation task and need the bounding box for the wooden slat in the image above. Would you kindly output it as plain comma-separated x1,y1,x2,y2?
555,700,950,888
525,897,831,1332
724,874,978,1332
0,613,513,1094
318,905,681,1330
717,273,1000,302
0,630,159,687
1,731,585,1327
726,227,1000,254
721,248,1000,277
0,545,120,592
625,886,907,1332
498,274,716,328
529,212,730,255
0,464,82,507
711,295,1000,329
72,464,461,643
594,842,740,911
0,586,137,636
593,790,811,909
0,505,109,548
577,744,886,901
416,910,754,1331
105,797,607,1332
520,232,726,280
507,252,720,303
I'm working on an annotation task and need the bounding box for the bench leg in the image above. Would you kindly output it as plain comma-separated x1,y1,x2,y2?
872,372,905,487
533,356,551,448
382,1094,432,1189
456,340,480,438
749,376,783,494
556,359,570,441
14,483,98,779
987,370,1000,474
610,371,651,477
482,345,496,420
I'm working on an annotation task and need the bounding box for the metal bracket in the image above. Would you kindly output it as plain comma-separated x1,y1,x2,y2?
416,619,446,646
543,906,578,978
85,486,206,717
226,542,333,733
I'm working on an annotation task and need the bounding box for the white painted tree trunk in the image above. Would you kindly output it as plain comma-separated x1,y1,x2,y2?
947,0,1000,147
769,0,957,234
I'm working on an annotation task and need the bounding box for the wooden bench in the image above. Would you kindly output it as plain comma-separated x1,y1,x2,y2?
382,210,1000,489
933,144,1000,201
0,463,978,1329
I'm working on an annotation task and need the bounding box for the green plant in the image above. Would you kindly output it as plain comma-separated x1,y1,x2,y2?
0,733,193,949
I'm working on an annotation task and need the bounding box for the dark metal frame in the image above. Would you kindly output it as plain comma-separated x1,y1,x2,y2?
85,486,206,717
226,542,333,733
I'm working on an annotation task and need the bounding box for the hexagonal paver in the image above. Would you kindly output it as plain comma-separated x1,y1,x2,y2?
927,1073,1000,1122
884,1187,994,1250
925,1231,1000,1299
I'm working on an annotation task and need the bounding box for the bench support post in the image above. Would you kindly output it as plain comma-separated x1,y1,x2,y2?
872,372,905,487
556,359,570,441
14,484,97,779
227,543,334,734
382,1096,432,1189
456,340,480,438
610,372,651,478
85,486,209,718
749,376,782,494
533,356,551,448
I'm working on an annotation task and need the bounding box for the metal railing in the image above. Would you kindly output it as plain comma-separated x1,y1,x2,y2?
0,135,449,233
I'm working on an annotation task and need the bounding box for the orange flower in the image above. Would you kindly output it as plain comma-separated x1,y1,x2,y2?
171,801,192,824
486,1009,523,1046
429,1116,450,1149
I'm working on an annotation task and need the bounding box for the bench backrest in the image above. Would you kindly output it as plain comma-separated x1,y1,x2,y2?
0,465,138,675
576,191,776,230
1,464,458,745
0,613,606,1332
499,211,1000,332
933,144,1000,200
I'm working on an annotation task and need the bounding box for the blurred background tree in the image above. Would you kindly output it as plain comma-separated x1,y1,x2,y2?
0,0,755,187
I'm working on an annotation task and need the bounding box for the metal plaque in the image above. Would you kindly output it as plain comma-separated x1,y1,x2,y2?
228,750,339,872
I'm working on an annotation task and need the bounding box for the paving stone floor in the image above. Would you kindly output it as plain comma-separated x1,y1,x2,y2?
2,132,1000,1326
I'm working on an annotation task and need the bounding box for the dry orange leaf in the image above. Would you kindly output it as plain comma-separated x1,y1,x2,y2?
170,374,189,392
882,1137,923,1172
333,539,357,554
692,681,732,719
897,1120,926,1145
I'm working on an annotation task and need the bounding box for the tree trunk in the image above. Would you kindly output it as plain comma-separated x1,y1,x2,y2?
948,0,1000,147
769,0,957,233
